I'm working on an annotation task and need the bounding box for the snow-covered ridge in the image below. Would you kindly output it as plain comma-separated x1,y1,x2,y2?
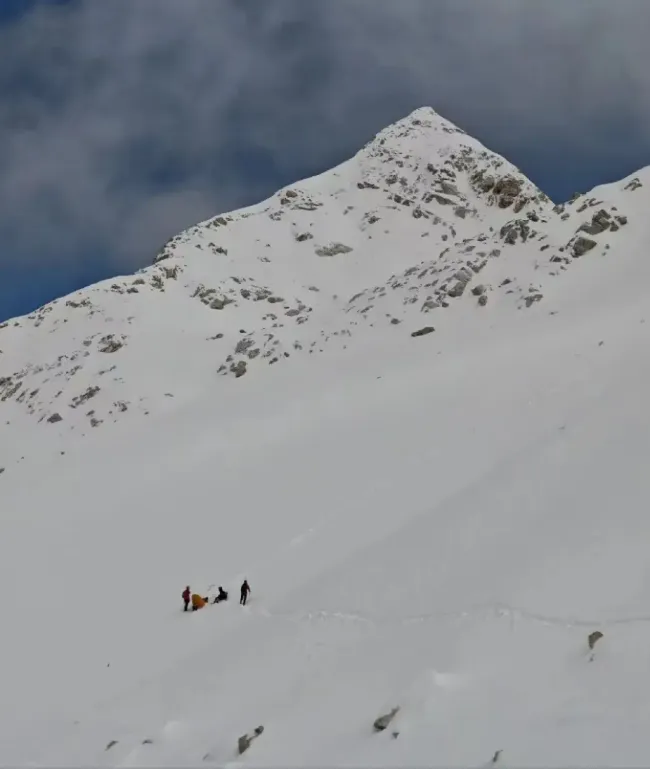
0,107,645,464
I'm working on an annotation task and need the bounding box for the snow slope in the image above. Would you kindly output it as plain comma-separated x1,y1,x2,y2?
3,108,650,765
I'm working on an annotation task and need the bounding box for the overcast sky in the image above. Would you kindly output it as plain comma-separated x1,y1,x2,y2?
2,0,650,321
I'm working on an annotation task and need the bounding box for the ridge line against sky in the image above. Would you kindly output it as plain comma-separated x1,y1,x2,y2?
2,0,650,323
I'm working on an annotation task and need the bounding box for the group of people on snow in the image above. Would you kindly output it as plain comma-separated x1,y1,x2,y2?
182,580,250,612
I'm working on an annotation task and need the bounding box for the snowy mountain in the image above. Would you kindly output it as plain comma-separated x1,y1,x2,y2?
1,107,556,462
3,107,650,765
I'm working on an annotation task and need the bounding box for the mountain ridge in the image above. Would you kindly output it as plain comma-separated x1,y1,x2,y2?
0,106,645,466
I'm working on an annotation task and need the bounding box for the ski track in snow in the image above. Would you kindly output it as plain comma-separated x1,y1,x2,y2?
250,603,650,629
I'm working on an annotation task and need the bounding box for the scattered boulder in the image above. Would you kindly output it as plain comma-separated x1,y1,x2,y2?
439,181,460,196
193,285,233,310
447,267,473,297
500,219,531,245
572,237,597,257
70,386,100,409
524,292,543,308
411,326,435,338
588,630,603,650
373,706,400,732
235,337,254,355
478,294,488,307
624,177,642,192
237,725,264,755
423,192,454,206
471,284,486,296
105,740,118,751
578,208,612,236
65,298,92,309
230,360,247,378
492,175,523,208
315,242,353,257
163,265,180,280
47,413,63,424
470,169,495,193
99,336,123,353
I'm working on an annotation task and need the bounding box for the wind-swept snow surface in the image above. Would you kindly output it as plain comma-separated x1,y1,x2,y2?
4,107,650,766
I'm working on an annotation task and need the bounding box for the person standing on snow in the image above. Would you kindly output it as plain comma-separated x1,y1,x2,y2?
182,585,191,612
240,579,250,606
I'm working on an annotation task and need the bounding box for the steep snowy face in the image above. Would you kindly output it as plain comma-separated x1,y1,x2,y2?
0,106,637,468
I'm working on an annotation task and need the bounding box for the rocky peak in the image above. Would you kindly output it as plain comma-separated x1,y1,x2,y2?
354,107,552,223
0,106,639,468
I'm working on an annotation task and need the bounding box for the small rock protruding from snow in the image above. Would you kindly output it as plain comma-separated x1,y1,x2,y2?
588,630,604,650
315,242,353,257
572,237,598,258
237,725,264,755
373,706,400,732
411,326,435,338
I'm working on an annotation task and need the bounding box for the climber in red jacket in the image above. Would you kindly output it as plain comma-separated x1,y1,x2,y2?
182,585,191,612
